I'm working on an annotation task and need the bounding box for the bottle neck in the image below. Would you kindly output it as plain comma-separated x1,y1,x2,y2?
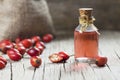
79,16,95,33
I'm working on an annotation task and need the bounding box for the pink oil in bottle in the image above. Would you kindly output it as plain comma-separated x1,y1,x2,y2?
74,31,98,59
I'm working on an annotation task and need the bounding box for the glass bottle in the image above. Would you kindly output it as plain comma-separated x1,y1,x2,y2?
74,8,99,60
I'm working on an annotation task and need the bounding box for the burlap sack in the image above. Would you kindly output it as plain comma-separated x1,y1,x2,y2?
0,0,54,40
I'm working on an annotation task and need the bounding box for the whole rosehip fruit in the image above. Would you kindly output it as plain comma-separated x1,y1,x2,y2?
30,56,42,68
7,48,22,61
15,43,26,55
35,41,45,49
0,56,7,65
15,37,22,43
0,60,6,69
21,39,33,48
49,53,63,63
96,56,107,67
27,47,40,57
42,34,53,43
0,40,14,53
31,36,41,44
58,51,69,61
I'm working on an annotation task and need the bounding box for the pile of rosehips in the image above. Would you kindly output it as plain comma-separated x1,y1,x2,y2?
0,34,53,69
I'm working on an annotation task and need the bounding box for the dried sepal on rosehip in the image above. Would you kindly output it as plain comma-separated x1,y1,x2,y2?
95,56,107,67
49,53,63,63
30,56,42,68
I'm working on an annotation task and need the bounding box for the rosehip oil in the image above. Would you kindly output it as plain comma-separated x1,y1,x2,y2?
74,31,98,58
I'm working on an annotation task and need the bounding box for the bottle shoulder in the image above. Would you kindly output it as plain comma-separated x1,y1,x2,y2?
75,24,98,32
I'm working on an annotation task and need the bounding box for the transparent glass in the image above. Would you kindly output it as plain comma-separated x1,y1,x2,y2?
74,24,99,59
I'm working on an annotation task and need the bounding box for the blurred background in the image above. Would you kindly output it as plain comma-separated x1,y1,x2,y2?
47,0,120,34
0,0,120,40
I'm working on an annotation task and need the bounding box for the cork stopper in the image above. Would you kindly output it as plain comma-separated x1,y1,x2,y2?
79,8,93,19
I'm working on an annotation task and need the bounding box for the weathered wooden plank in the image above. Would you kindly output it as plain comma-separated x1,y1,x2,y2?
99,31,120,80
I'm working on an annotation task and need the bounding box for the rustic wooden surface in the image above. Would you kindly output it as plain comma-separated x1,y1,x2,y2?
0,31,120,80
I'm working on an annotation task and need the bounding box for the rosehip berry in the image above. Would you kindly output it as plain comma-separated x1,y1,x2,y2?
35,45,44,53
31,36,41,44
42,34,53,43
0,56,7,65
35,41,45,49
15,43,26,55
15,37,22,43
58,51,69,61
0,60,6,69
17,46,26,55
21,39,33,48
49,53,63,63
30,56,42,68
27,47,40,57
7,48,22,61
96,56,107,67
0,39,14,53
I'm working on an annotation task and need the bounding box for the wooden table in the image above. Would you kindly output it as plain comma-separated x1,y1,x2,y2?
0,31,120,80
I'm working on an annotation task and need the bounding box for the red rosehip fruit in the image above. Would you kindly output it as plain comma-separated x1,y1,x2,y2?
27,47,40,57
30,56,42,68
49,53,63,63
21,39,33,48
15,43,26,55
7,48,22,61
42,34,53,43
96,56,107,67
15,37,22,43
31,36,41,44
58,51,69,61
0,56,7,65
35,41,45,49
0,40,14,53
0,60,6,69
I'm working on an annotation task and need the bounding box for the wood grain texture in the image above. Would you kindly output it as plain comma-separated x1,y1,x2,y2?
0,31,120,80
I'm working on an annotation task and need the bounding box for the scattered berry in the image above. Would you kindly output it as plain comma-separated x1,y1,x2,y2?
96,56,107,67
31,36,41,44
27,47,40,57
7,48,22,61
0,60,6,69
0,56,7,65
58,51,69,61
35,41,45,49
21,39,33,48
30,56,42,68
15,37,22,43
42,34,53,43
0,40,14,53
